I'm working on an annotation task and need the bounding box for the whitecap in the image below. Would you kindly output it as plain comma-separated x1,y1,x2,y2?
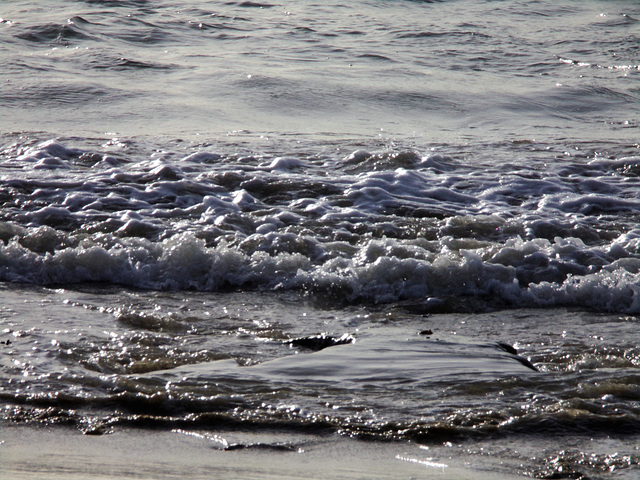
17,140,83,163
266,157,304,171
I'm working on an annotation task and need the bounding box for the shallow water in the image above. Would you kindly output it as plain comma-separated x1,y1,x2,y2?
2,0,639,141
2,0,640,478
2,285,639,478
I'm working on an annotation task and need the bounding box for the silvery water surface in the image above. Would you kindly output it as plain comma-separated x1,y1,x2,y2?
1,0,640,477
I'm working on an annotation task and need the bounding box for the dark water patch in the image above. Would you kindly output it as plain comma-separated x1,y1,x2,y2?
115,31,169,44
238,177,344,204
397,31,449,39
79,0,152,5
14,22,96,45
110,18,169,44
186,20,249,32
369,89,450,111
232,1,277,8
504,85,637,121
285,333,355,352
3,84,120,108
397,30,490,40
68,16,99,26
89,56,177,71
221,441,300,452
290,26,317,34
357,53,396,62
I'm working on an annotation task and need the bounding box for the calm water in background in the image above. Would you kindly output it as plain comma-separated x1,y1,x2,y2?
1,0,640,478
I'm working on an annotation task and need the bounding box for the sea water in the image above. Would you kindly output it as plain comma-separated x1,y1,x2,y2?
1,0,640,478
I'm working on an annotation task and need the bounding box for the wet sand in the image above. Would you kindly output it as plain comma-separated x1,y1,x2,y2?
1,424,530,479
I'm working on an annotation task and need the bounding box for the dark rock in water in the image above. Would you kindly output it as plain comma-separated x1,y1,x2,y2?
496,342,518,355
419,329,434,336
496,342,538,371
286,333,355,351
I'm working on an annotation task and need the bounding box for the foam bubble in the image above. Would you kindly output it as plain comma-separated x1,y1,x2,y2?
181,152,223,163
16,140,83,163
266,157,304,171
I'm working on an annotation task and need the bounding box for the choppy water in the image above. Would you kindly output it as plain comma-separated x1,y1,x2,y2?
2,0,640,478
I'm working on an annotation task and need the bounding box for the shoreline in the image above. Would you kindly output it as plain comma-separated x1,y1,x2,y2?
1,423,530,480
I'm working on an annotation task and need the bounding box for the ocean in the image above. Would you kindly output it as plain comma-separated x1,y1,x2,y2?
1,0,639,477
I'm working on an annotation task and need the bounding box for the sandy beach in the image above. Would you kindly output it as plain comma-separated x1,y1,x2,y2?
1,424,531,480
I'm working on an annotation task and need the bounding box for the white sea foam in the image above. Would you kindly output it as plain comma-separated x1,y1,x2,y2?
1,222,640,312
1,135,639,312
266,157,305,171
16,140,82,164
